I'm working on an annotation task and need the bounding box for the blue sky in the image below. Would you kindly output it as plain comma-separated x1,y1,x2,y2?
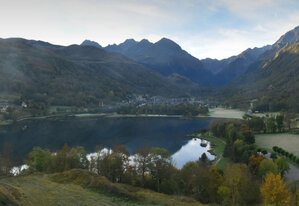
0,0,298,59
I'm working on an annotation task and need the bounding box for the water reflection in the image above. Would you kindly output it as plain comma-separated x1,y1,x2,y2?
172,138,215,169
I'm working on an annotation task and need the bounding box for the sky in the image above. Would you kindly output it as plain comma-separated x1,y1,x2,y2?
0,0,298,59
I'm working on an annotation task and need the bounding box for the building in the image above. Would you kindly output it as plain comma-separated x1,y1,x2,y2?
0,103,8,112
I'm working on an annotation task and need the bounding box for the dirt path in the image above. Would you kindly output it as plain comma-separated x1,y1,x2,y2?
214,154,223,166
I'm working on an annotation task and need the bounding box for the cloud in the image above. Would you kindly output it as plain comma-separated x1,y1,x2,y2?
0,0,298,59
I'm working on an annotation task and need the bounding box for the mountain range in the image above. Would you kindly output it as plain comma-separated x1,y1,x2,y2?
82,36,272,88
0,26,298,111
0,38,202,107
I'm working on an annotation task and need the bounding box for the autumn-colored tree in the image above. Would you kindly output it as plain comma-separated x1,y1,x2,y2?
208,165,223,202
223,164,247,205
260,173,291,206
248,154,264,174
291,189,299,206
223,163,261,205
240,123,255,144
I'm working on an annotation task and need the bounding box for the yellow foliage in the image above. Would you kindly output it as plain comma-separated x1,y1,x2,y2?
260,173,291,206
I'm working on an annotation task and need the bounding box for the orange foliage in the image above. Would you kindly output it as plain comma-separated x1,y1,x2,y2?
249,155,264,174
260,173,291,206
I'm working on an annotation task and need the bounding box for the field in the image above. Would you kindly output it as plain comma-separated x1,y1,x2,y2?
0,170,205,206
208,107,244,119
255,133,299,156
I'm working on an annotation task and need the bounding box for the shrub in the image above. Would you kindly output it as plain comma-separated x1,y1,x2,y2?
270,153,277,160
272,146,278,152
262,150,267,155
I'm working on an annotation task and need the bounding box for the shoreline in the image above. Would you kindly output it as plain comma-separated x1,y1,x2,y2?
1,107,247,125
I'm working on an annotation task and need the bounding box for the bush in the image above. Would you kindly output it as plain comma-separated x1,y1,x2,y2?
272,146,278,152
270,153,277,160
262,150,267,155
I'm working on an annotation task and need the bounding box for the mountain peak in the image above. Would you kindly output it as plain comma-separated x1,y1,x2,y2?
155,38,181,50
123,38,137,45
81,40,102,48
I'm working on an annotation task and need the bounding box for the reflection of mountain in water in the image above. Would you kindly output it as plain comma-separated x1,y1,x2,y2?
0,117,212,163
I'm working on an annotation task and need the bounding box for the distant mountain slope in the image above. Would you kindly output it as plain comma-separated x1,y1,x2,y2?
201,45,270,87
0,38,201,106
103,38,214,86
214,45,270,86
224,42,299,112
200,58,229,74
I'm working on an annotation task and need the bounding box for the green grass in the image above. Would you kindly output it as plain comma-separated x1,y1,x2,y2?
208,107,244,119
201,134,226,157
216,157,230,171
0,170,206,206
255,133,299,156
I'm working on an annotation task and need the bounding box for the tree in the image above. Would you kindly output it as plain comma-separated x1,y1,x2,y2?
26,147,52,172
258,159,279,177
180,161,210,203
248,155,263,175
148,147,173,192
275,115,284,132
240,123,255,144
266,117,276,133
199,152,209,164
53,144,71,172
275,157,290,177
260,173,291,206
248,116,265,132
223,164,260,205
208,166,223,203
133,146,152,187
0,143,14,176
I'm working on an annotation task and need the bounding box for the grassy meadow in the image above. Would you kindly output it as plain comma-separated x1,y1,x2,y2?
255,133,299,156
208,107,244,119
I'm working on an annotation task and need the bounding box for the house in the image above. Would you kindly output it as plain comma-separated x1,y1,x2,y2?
0,103,8,112
21,102,28,108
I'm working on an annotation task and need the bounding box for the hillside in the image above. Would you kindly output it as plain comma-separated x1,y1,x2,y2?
0,170,204,206
200,45,270,87
0,38,202,107
223,42,299,112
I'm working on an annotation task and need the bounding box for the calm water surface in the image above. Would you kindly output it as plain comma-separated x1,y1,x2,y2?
0,117,214,166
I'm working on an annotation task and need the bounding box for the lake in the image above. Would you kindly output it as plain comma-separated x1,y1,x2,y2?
0,116,214,167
